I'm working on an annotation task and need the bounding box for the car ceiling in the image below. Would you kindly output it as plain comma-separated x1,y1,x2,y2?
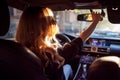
7,0,120,11
7,0,104,11
7,0,120,23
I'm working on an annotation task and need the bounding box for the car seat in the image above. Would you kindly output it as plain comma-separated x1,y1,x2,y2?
0,0,48,80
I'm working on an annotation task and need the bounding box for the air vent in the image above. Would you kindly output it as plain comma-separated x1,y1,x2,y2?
83,46,91,52
98,47,108,52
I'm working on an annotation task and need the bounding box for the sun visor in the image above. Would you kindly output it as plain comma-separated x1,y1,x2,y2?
107,6,120,24
0,0,10,36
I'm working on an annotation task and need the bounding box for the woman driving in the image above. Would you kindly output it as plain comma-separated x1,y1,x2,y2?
15,7,101,80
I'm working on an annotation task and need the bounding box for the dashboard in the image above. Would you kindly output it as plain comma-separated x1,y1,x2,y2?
82,37,120,56
61,34,120,80
73,37,120,80
64,33,120,56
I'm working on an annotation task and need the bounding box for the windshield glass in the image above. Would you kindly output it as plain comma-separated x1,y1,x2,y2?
3,7,120,40
54,8,120,39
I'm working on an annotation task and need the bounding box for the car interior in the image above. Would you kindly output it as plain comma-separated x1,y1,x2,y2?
1,0,120,80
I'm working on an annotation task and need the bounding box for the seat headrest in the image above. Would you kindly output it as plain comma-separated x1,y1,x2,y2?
0,0,10,36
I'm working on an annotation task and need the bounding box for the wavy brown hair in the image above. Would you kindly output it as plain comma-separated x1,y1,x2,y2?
15,7,64,68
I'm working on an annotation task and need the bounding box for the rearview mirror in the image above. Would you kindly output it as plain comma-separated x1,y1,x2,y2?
77,13,93,22
77,13,103,22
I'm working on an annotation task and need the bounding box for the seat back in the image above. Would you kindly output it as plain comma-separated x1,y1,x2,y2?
0,39,48,80
0,0,48,80
0,0,10,36
87,56,120,80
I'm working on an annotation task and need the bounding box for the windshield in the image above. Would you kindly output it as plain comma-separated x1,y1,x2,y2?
2,7,120,40
54,9,120,39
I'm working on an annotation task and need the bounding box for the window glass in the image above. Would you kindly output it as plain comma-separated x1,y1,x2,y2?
5,7,120,40
54,9,120,39
0,7,22,39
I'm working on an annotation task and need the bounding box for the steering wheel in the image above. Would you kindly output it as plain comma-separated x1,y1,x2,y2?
56,33,71,45
56,34,82,80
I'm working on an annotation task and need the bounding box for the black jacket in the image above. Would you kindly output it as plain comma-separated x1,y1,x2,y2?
45,38,83,80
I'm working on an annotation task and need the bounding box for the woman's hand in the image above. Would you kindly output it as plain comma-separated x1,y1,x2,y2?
91,12,102,22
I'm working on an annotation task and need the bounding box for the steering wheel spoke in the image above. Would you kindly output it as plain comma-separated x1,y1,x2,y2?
56,33,71,45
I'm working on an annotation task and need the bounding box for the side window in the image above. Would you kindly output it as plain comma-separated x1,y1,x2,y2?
0,7,22,39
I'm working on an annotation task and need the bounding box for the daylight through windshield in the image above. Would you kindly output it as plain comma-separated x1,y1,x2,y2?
54,9,120,39
2,7,120,40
